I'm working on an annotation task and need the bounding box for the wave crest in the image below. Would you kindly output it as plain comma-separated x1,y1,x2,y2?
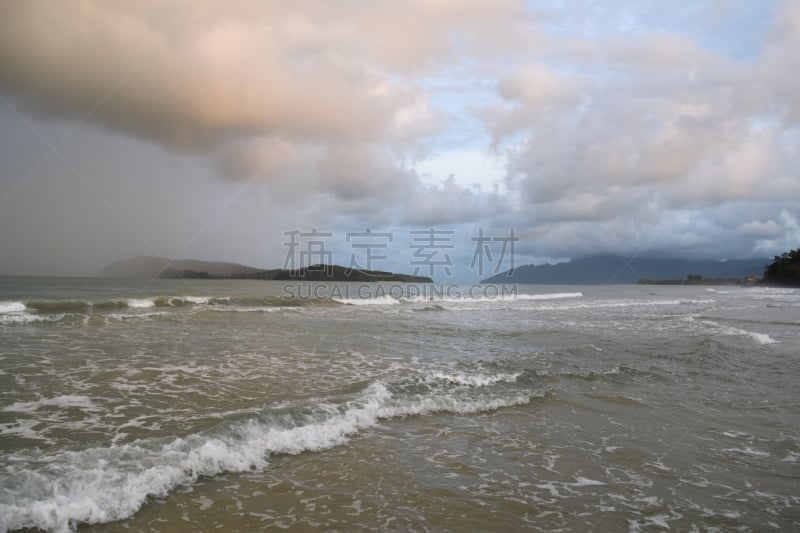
0,380,538,532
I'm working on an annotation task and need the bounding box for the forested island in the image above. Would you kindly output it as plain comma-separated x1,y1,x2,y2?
100,257,432,283
243,264,432,283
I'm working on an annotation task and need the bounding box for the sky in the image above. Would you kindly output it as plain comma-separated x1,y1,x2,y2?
0,0,798,281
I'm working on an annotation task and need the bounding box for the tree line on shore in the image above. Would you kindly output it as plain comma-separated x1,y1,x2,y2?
762,248,800,287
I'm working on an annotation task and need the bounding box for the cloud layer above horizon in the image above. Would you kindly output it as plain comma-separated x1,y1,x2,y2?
1,0,798,278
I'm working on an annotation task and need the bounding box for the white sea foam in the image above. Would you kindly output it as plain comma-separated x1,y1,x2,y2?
516,292,583,301
527,298,715,312
0,313,55,324
0,301,49,324
215,306,292,313
0,418,53,443
697,319,778,344
644,514,672,529
720,324,778,344
723,446,771,458
0,300,65,324
181,296,211,304
107,311,169,320
721,430,750,439
572,476,606,486
533,476,606,496
723,327,778,344
0,381,536,533
333,295,401,306
5,395,98,413
783,451,800,463
425,371,521,387
126,299,155,309
746,331,778,345
403,292,582,305
0,301,26,313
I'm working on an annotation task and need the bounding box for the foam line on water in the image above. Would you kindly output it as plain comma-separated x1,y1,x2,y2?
0,313,60,324
425,371,522,387
402,292,583,304
4,395,99,413
515,292,583,301
693,318,778,345
332,295,401,306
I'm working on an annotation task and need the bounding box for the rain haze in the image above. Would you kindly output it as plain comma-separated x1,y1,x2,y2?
1,0,799,279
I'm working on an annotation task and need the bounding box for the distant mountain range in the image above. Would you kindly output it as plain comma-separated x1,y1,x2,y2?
481,254,769,284
99,256,431,283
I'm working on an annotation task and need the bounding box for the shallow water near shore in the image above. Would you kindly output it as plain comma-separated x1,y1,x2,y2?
1,277,798,532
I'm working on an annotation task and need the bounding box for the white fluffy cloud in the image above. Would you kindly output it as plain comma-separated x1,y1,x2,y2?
490,0,800,259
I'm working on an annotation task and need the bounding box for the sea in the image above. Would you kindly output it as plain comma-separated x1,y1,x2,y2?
0,277,798,532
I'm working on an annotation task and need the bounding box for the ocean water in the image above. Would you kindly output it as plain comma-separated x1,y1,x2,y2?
0,277,798,532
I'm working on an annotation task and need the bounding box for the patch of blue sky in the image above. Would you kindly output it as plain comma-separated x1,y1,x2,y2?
529,0,775,62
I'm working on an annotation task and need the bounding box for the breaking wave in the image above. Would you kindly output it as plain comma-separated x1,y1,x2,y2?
0,377,540,533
